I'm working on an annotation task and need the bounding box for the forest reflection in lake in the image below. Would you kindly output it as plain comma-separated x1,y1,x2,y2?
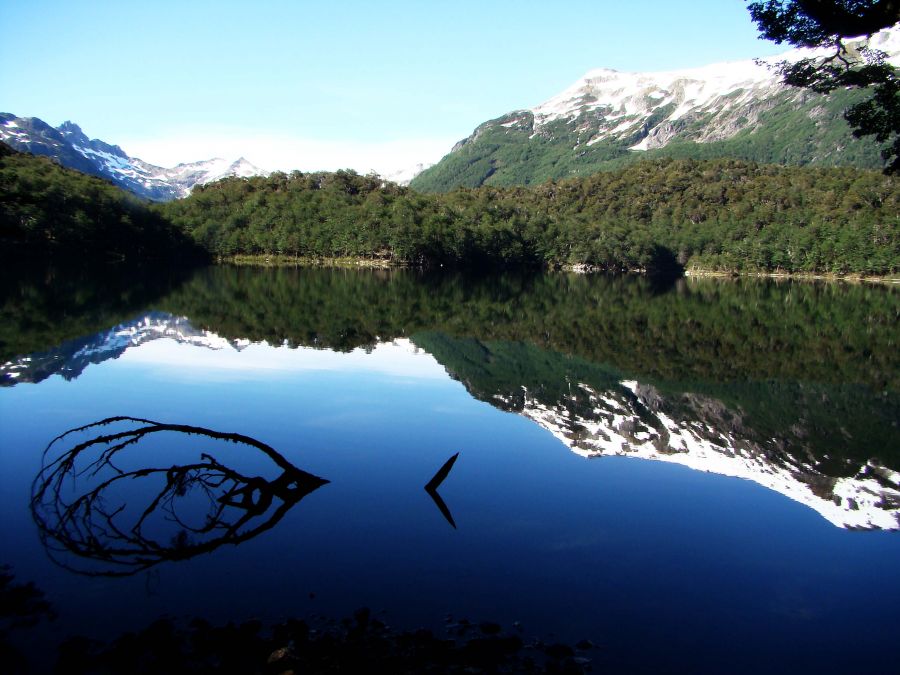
1,264,898,674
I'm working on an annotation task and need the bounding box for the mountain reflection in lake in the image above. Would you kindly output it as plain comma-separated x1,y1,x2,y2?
1,265,898,674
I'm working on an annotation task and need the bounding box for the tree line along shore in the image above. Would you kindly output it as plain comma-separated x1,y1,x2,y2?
2,142,897,278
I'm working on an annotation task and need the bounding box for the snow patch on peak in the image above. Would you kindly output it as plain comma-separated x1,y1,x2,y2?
155,156,268,197
86,149,267,200
0,114,268,201
530,55,776,132
582,67,620,78
869,25,900,56
524,25,900,153
228,157,265,179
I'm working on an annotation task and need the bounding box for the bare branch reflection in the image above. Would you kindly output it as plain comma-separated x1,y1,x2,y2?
31,416,328,577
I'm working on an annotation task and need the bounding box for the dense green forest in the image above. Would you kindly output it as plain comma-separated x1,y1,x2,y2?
159,159,899,275
0,142,199,261
2,139,897,276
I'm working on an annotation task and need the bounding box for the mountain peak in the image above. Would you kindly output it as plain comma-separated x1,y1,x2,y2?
0,115,267,201
56,121,92,148
57,120,84,134
227,157,266,178
411,25,900,192
531,25,900,136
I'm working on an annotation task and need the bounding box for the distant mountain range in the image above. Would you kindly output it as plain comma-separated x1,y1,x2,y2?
0,112,433,197
0,113,266,201
411,27,900,191
5,27,898,199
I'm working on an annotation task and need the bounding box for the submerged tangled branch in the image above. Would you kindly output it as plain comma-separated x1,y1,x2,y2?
31,416,328,576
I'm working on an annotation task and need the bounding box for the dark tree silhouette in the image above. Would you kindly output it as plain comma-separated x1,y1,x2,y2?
747,1,900,171
1,566,55,675
31,417,328,577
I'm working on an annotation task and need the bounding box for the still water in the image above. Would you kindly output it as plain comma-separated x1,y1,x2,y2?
1,265,898,673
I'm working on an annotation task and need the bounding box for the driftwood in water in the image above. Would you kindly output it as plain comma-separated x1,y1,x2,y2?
31,416,328,576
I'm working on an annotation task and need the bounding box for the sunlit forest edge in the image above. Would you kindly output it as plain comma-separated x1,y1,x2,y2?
2,141,898,276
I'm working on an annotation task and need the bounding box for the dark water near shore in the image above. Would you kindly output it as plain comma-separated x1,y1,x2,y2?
1,265,899,674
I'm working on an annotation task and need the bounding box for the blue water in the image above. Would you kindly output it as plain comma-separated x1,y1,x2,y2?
1,267,899,674
2,336,899,674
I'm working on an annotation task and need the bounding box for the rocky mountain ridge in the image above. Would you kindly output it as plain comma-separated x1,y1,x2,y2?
411,27,900,191
0,114,266,200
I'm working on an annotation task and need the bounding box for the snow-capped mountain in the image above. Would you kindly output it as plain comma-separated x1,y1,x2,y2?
497,379,900,531
412,27,900,191
0,114,267,200
528,28,899,151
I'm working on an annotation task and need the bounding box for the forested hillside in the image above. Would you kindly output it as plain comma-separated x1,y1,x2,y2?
159,159,899,275
2,137,896,276
0,142,200,260
410,88,888,193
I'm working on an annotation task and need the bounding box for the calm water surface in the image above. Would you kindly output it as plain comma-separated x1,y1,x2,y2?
1,265,898,674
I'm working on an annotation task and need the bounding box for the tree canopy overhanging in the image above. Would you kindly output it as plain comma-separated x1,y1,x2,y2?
747,1,900,172
748,1,899,45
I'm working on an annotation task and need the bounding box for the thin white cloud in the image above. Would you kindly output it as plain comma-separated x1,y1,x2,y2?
119,128,455,176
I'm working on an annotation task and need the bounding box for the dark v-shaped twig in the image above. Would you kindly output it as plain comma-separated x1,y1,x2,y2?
425,453,459,529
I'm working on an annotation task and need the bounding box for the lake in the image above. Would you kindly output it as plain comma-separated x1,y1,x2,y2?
1,264,898,674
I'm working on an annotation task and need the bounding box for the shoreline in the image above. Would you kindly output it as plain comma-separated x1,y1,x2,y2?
683,268,900,284
218,255,899,284
222,254,403,269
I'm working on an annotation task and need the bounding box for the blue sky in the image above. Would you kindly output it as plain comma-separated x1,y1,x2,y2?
1,0,787,174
